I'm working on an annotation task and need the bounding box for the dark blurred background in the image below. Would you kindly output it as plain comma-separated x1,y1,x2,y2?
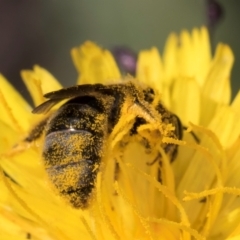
0,0,239,104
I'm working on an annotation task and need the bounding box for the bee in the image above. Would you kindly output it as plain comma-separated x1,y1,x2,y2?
27,80,182,209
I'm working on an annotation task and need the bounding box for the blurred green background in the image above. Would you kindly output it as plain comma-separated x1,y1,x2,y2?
1,0,239,103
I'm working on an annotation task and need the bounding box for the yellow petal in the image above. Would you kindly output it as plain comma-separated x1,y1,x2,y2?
136,47,164,91
227,221,240,240
177,27,211,87
177,125,224,227
199,94,218,127
207,105,240,148
203,44,233,104
162,33,178,84
71,41,121,84
163,27,211,88
177,29,193,77
1,153,90,240
191,27,211,86
0,121,19,154
231,90,240,112
0,74,32,132
21,65,62,106
227,235,240,240
211,144,240,239
0,212,30,240
171,77,201,125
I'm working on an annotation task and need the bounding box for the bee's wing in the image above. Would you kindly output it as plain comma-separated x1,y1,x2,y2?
44,84,106,100
32,99,64,114
33,83,118,114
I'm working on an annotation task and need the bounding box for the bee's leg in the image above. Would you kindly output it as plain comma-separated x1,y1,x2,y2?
8,117,49,157
157,155,164,183
156,156,163,183
113,160,120,196
199,197,207,203
114,161,120,181
26,233,31,239
24,117,49,142
3,117,49,185
146,153,163,183
146,153,160,166
3,170,20,185
183,126,200,143
5,116,48,154
157,168,162,183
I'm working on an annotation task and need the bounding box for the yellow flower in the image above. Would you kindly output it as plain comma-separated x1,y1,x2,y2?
1,27,240,240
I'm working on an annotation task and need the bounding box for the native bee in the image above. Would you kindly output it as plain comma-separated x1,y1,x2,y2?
27,80,182,208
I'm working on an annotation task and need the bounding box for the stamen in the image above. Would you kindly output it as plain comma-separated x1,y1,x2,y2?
119,161,190,226
114,181,155,240
80,216,97,240
158,147,175,200
181,123,230,237
189,122,227,180
147,217,205,240
183,187,240,201
96,172,120,240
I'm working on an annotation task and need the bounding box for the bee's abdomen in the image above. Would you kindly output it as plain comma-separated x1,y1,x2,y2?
43,100,107,208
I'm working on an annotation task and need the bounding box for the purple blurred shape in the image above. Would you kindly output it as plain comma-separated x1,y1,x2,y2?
112,46,137,76
206,0,224,29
